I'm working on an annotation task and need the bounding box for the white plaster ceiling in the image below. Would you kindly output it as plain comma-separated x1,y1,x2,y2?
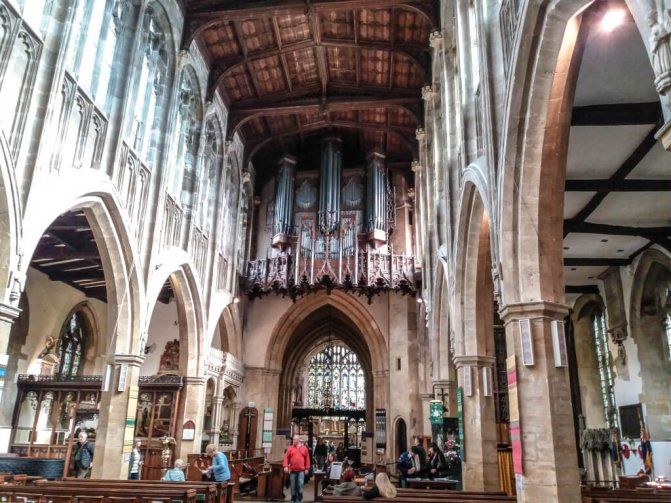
564,265,609,284
586,192,671,226
574,19,658,106
564,191,597,219
566,125,654,179
563,233,649,258
627,142,671,178
562,4,670,293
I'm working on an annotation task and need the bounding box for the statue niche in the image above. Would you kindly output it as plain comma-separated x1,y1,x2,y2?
159,339,180,373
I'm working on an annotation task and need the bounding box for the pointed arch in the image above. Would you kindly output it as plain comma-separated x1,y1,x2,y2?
0,130,22,304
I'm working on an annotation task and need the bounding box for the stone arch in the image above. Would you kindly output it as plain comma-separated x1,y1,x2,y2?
21,190,144,356
392,415,408,460
431,262,451,382
0,130,22,305
497,0,662,305
215,302,242,359
629,248,671,439
453,181,493,357
569,293,609,429
146,257,205,376
265,290,387,374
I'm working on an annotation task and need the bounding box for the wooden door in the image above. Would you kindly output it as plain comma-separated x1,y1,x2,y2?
238,407,258,455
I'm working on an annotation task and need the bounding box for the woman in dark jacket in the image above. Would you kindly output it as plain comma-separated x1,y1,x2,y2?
428,442,447,478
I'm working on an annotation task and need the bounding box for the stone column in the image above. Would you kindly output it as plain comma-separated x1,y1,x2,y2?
0,303,20,452
453,355,498,492
211,395,224,446
175,376,206,459
93,354,143,479
244,367,281,458
432,379,457,417
498,301,580,502
230,401,241,451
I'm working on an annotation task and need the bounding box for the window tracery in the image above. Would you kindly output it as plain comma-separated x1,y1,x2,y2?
56,310,89,378
197,118,222,235
307,344,365,410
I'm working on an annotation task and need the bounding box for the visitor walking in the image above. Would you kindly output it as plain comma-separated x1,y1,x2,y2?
283,435,311,503
73,431,94,478
128,440,143,479
315,438,329,470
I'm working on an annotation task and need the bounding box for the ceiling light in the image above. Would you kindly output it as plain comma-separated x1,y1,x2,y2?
616,249,624,252
233,297,240,304
600,239,609,243
417,297,423,303
601,9,626,33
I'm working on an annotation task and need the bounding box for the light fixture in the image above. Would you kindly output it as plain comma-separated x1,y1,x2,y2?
233,297,240,304
417,297,423,304
601,8,626,33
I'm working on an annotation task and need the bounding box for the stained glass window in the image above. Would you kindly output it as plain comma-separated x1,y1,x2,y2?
664,288,671,362
307,344,365,410
56,311,88,377
591,310,618,428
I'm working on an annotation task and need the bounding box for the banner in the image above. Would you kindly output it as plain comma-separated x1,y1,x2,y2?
262,408,274,449
507,355,523,475
429,400,444,425
456,387,465,462
375,409,386,449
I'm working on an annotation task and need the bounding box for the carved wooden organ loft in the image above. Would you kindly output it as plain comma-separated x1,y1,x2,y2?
244,135,416,301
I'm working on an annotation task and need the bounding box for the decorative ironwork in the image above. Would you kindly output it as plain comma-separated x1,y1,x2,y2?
139,374,184,386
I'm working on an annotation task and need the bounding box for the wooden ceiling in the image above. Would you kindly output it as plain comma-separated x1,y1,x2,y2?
185,0,437,173
30,211,107,302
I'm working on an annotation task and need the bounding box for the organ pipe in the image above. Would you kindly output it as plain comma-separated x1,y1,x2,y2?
318,136,342,234
366,150,387,247
272,154,296,249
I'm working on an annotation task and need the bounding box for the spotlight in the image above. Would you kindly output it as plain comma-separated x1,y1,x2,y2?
601,9,625,32
417,297,423,304
233,297,240,304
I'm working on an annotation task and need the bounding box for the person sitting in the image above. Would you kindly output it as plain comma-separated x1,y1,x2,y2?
362,472,397,500
396,451,415,488
162,459,186,482
409,446,425,477
428,442,448,479
331,470,362,496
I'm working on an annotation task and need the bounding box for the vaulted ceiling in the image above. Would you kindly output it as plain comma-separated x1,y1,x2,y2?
184,0,437,174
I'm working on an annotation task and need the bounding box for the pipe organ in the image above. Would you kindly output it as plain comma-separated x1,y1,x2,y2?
247,135,415,301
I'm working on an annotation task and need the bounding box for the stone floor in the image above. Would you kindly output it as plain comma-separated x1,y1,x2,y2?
239,479,316,502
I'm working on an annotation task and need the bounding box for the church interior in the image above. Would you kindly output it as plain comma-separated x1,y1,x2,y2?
0,0,669,501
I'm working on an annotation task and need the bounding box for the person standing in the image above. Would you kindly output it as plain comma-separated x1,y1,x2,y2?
73,431,94,478
200,444,231,482
283,435,310,503
315,438,328,470
128,440,143,480
412,436,427,473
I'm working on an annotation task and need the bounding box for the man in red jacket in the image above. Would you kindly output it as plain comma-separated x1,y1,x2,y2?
283,435,311,503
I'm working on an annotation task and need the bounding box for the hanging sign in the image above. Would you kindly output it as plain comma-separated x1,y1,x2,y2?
456,387,465,462
262,408,274,449
507,355,523,475
429,400,444,425
374,409,386,449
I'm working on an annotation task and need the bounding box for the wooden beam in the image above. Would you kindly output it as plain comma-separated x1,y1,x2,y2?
565,179,671,191
571,102,662,126
272,18,294,93
563,126,658,236
308,10,329,96
563,257,630,267
565,285,600,295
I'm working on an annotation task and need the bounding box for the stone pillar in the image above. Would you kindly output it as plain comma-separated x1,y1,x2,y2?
432,379,457,417
230,401,241,450
0,303,20,452
93,354,143,479
175,376,206,459
498,301,580,502
211,395,224,446
453,355,498,492
244,367,281,458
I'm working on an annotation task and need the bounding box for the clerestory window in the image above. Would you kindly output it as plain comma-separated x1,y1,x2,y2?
591,309,618,428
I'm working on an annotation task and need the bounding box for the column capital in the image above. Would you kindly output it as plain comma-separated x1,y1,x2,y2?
415,128,426,141
0,303,21,324
421,85,435,101
112,353,145,367
411,161,422,172
432,379,456,388
498,300,568,324
184,375,207,386
452,355,495,368
372,369,390,379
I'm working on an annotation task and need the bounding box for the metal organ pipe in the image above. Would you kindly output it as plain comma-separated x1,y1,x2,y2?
318,136,342,234
272,154,296,249
366,150,387,248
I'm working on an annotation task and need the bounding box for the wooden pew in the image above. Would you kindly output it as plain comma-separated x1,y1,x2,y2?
0,483,199,503
38,479,234,503
581,486,671,502
319,495,515,503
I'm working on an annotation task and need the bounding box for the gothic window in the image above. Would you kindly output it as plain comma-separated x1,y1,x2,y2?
664,288,671,362
222,158,240,257
197,118,222,235
56,310,89,377
128,5,173,166
307,344,365,410
591,309,618,428
169,68,202,206
236,189,250,271
65,0,122,108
